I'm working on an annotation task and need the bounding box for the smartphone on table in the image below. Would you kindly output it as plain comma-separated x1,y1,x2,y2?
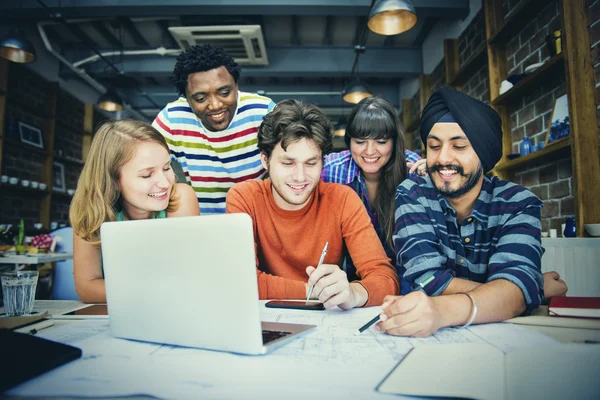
265,300,325,310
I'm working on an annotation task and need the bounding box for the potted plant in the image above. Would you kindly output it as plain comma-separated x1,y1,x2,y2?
15,219,26,255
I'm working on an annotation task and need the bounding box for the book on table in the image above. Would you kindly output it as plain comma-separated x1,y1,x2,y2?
548,296,600,319
376,343,600,400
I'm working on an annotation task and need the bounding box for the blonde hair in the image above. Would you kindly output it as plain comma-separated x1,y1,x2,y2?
70,120,179,243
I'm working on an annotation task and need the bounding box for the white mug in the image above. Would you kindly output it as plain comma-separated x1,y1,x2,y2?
39,183,47,190
549,229,558,238
21,180,30,187
9,177,18,185
0,175,8,183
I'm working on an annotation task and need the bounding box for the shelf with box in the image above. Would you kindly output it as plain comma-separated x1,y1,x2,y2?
483,0,600,236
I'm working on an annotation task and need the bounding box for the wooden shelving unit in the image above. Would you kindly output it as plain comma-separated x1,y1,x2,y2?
483,0,600,236
488,0,551,45
494,137,570,172
0,183,50,197
492,54,564,106
53,155,84,166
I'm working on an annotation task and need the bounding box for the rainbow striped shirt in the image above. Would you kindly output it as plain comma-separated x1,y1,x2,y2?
152,92,275,213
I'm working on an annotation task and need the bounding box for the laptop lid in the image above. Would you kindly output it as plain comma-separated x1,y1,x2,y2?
101,213,310,355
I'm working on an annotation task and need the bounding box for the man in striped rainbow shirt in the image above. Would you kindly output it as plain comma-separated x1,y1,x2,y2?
153,44,275,213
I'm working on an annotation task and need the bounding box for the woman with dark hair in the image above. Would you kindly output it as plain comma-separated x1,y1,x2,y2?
321,96,424,293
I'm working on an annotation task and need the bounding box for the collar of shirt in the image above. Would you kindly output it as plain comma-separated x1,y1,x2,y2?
429,175,491,226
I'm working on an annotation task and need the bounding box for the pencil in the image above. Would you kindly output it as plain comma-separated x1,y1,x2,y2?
354,314,381,335
306,242,328,301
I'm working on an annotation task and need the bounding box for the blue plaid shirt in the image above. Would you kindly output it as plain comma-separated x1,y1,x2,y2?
322,149,421,293
393,175,544,314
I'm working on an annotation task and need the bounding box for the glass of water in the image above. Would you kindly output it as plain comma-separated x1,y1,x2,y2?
1,271,39,316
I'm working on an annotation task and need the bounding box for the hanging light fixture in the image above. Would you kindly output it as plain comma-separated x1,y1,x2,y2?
334,115,347,136
342,81,373,104
368,0,417,36
343,45,373,104
0,27,37,63
97,87,124,112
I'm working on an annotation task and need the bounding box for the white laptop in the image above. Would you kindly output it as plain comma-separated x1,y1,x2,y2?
100,213,314,355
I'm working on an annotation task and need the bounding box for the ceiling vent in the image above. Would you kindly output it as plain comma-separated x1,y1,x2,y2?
168,25,268,65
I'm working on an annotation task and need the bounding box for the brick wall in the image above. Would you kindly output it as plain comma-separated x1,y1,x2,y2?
502,0,572,233
430,59,446,93
458,10,486,65
589,0,600,136
1,67,86,228
1,65,52,226
456,9,490,102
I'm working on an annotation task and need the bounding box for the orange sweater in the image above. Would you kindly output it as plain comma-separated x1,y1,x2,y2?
226,180,400,306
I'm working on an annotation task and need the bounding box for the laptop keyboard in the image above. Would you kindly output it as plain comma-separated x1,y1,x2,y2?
262,330,292,345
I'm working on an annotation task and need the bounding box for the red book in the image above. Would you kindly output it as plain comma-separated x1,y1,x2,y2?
549,296,600,319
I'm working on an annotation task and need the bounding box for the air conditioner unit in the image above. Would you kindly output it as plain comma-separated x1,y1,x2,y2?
168,25,268,66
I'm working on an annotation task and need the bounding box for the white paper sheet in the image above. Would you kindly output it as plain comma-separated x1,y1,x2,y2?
8,303,561,399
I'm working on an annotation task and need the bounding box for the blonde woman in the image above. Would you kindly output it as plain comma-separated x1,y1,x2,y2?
70,120,199,303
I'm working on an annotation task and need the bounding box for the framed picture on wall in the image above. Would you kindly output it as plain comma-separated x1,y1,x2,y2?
545,94,569,145
52,162,66,193
18,122,44,149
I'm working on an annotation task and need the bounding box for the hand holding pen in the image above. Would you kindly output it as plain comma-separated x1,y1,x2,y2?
305,242,366,309
306,242,328,301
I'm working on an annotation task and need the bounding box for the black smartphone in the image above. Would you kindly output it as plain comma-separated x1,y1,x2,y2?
265,300,325,310
62,304,108,316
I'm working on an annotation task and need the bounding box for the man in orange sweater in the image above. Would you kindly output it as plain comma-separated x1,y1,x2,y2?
226,99,400,309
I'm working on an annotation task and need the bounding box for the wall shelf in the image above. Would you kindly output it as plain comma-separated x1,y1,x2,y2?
450,44,487,87
51,191,74,200
54,155,84,166
0,183,49,197
488,0,550,45
494,136,570,172
492,53,564,106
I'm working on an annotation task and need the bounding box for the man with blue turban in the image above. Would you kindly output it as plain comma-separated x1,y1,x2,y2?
375,87,567,337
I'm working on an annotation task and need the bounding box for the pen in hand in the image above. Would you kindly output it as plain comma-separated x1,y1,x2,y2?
306,242,328,301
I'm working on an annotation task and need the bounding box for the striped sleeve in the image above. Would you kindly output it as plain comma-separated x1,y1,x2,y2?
393,181,453,295
486,199,544,314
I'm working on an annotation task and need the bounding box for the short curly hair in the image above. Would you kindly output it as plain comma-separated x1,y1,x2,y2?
258,99,333,161
172,44,241,96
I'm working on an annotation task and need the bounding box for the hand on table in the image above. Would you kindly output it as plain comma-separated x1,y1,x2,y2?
376,292,443,337
543,271,568,299
306,264,361,310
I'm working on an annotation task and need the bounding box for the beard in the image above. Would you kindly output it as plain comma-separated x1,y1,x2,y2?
428,163,484,199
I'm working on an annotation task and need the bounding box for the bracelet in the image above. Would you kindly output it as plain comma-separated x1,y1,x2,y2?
458,292,477,328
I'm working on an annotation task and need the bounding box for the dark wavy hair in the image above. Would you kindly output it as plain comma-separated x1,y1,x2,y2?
344,96,408,247
258,99,333,160
172,44,241,96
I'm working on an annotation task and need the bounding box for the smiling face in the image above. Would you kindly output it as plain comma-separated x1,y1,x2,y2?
349,137,393,179
426,122,483,199
261,137,323,211
117,141,176,219
185,66,238,132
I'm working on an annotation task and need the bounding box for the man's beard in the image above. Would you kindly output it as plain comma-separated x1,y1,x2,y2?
427,163,483,199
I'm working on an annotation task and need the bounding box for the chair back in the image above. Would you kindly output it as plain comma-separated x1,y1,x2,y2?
50,227,79,300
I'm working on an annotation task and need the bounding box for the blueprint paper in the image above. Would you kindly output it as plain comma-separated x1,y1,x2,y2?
8,302,561,399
